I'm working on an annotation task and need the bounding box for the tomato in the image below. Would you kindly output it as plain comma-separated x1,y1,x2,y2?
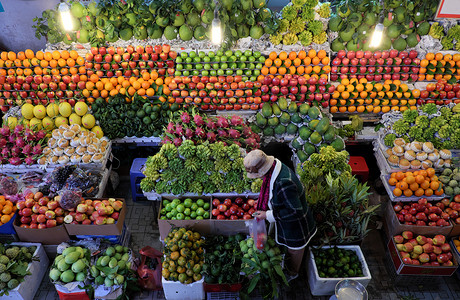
212,209,220,217
234,197,243,206
216,215,225,220
243,214,252,220
242,203,250,211
223,198,232,207
212,199,220,207
230,215,238,220
218,204,227,212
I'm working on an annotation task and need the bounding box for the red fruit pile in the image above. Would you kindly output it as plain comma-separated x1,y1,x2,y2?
66,198,123,225
393,198,450,227
211,197,256,220
331,50,420,82
394,231,454,266
16,192,65,229
443,195,460,224
420,79,460,105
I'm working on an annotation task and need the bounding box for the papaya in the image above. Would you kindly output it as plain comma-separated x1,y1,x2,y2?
274,124,286,135
263,127,274,136
291,138,303,150
309,119,320,130
267,116,279,127
299,103,310,116
315,117,330,135
256,113,267,127
303,142,316,155
272,103,281,116
299,126,312,141
308,106,320,119
288,102,298,114
331,138,345,151
310,132,322,144
280,112,291,125
261,103,273,117
324,127,336,142
278,97,288,110
291,113,302,124
297,151,309,163
286,123,298,135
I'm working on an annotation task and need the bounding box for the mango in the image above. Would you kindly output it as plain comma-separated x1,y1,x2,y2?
65,252,80,265
60,270,75,283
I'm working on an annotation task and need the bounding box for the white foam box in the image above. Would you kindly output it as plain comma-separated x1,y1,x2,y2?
307,245,372,296
3,242,49,300
162,277,204,300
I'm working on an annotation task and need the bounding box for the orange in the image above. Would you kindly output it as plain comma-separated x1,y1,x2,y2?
434,188,444,196
424,188,433,197
269,66,277,74
303,57,312,65
274,58,282,67
279,51,288,60
409,182,419,191
308,49,317,59
293,58,302,66
357,106,365,113
265,58,273,67
25,49,34,59
312,57,320,65
69,50,78,60
348,106,357,113
338,106,347,113
0,215,10,224
2,205,12,215
261,66,269,75
426,168,435,178
393,188,402,197
418,170,427,177
405,176,415,184
330,106,338,113
388,177,398,186
395,171,405,181
288,51,297,60
403,189,413,197
52,50,61,60
420,180,430,190
7,51,16,61
284,59,292,68
298,50,307,60
268,51,277,60
415,175,425,184
430,181,439,190
296,66,305,74
414,188,424,197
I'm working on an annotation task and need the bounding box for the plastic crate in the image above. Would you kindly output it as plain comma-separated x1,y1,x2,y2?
130,158,147,202
206,292,240,300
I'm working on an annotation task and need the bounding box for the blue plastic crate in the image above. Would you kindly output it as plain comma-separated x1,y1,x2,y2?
130,158,147,202
0,212,17,235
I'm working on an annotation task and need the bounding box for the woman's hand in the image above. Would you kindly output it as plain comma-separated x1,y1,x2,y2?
254,210,266,220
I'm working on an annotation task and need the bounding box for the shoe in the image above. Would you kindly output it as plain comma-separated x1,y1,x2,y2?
283,270,299,283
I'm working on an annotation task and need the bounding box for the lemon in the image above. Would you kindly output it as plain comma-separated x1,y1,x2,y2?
91,126,104,138
33,104,47,119
69,113,82,125
7,117,17,129
59,102,72,118
74,102,88,116
55,116,68,127
46,103,60,118
21,103,34,119
81,114,96,129
42,116,55,130
29,117,43,129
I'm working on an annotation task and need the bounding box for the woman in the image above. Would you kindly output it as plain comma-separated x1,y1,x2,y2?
244,149,317,282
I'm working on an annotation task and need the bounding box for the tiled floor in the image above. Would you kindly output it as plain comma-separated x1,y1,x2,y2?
31,174,460,299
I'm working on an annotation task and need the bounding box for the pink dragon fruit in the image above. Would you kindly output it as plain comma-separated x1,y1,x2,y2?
242,125,253,137
185,128,194,139
166,122,175,134
173,137,182,146
217,129,228,138
13,125,24,135
193,114,205,127
1,147,9,157
22,144,32,155
10,146,21,157
206,119,218,130
180,111,191,124
195,127,206,138
0,126,10,137
8,135,15,144
245,137,259,149
24,156,36,165
216,116,229,128
8,157,21,165
206,131,217,143
32,145,42,155
228,128,241,139
175,124,184,135
230,115,243,126
15,137,25,148
0,138,6,148
161,137,172,145
35,130,46,140
24,128,35,141
233,141,242,147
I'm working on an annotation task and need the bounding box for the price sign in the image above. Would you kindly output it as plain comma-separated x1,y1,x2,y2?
436,0,460,19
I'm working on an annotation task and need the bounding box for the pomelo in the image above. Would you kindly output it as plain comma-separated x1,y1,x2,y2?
21,103,34,120
74,102,88,116
179,24,193,41
164,26,178,40
59,102,72,118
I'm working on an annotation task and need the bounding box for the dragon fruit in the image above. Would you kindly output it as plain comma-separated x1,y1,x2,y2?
1,147,9,157
10,146,21,157
166,122,175,134
185,128,194,139
8,157,21,165
180,111,191,124
195,127,206,138
24,128,35,141
15,137,25,148
8,135,15,144
230,115,243,126
206,131,217,143
193,114,205,127
245,137,259,149
242,125,253,137
32,145,42,155
13,125,24,135
22,144,33,155
175,124,184,135
161,137,172,145
35,130,46,140
217,129,228,138
173,137,182,146
228,129,241,139
233,141,242,147
0,126,10,137
216,116,229,128
206,119,218,130
24,156,36,165
0,138,6,148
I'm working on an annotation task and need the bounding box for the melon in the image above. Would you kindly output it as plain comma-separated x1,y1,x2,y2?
21,103,34,120
46,103,59,118
82,114,96,129
33,104,47,119
59,102,72,118
74,102,88,116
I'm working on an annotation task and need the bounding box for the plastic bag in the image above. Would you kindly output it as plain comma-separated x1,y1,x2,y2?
58,189,83,210
137,246,162,291
65,168,101,197
250,218,267,250
0,176,18,195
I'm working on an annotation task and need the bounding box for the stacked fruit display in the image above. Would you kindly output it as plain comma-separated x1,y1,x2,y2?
312,247,364,278
16,192,65,229
452,237,460,254
0,125,45,166
175,50,264,79
330,78,418,114
381,103,460,150
91,246,132,287
262,50,330,77
392,198,451,226
439,168,460,197
419,52,460,82
420,79,460,105
65,198,124,226
162,227,204,283
39,124,108,166
0,197,17,226
330,50,421,82
160,198,210,220
0,244,37,293
329,0,438,51
211,197,256,220
163,110,260,149
140,141,258,195
388,169,443,198
49,246,90,284
393,231,455,266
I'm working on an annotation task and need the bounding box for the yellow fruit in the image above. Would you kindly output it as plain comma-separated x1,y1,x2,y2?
46,103,59,118
69,113,82,125
54,116,68,127
7,117,17,129
42,116,54,130
91,126,104,138
21,103,34,120
33,104,47,119
58,102,72,118
74,102,88,116
29,118,42,129
81,114,96,129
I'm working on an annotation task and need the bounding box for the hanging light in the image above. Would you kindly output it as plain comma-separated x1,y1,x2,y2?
369,23,384,48
211,2,222,45
58,2,73,31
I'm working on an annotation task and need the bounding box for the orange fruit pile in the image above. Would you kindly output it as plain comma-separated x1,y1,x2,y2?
262,50,330,77
453,239,460,254
388,168,443,198
329,78,418,114
419,52,460,81
0,196,17,226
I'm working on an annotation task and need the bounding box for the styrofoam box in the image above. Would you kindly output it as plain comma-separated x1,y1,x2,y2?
307,245,371,296
162,277,204,300
3,242,49,300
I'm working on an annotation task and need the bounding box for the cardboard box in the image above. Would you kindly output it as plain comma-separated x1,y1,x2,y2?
307,245,372,296
162,277,204,300
388,237,458,276
209,195,257,235
385,201,453,237
158,196,212,241
14,220,69,245
3,242,49,300
64,198,126,236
